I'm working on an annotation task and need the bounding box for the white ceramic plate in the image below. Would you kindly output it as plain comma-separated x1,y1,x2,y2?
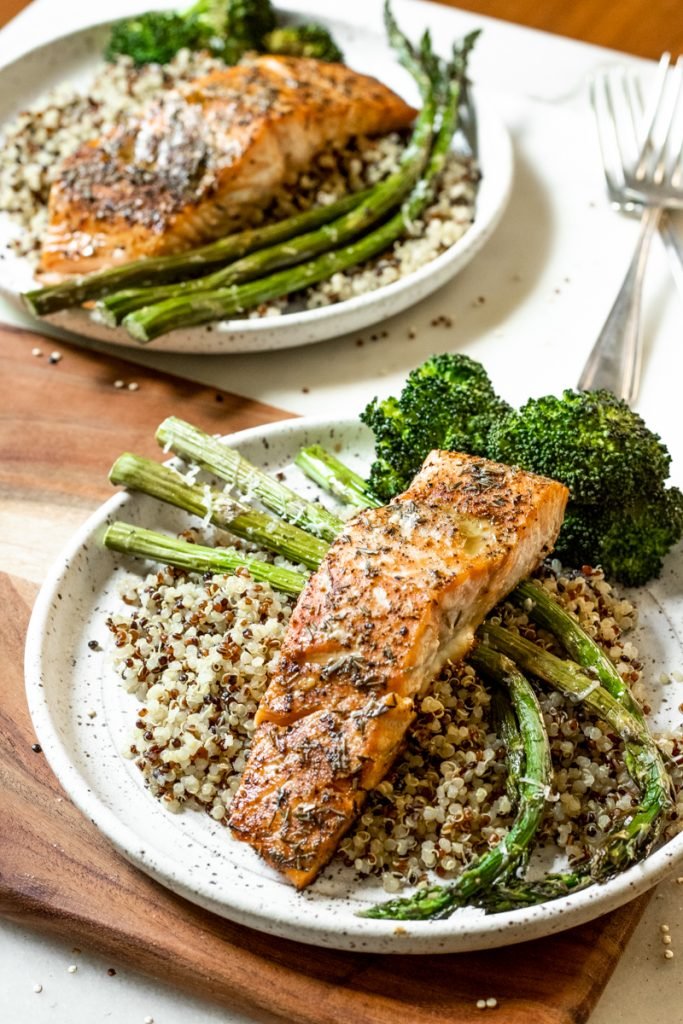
0,6,513,354
25,415,683,954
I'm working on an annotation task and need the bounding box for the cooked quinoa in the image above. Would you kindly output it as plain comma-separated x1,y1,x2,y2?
107,551,683,893
0,51,227,261
0,51,477,310
108,563,292,820
246,146,478,317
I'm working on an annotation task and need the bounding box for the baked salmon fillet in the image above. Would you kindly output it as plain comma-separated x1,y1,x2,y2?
40,56,416,276
229,450,569,888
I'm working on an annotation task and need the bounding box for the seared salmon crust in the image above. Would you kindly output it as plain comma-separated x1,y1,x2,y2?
41,55,416,276
229,450,568,888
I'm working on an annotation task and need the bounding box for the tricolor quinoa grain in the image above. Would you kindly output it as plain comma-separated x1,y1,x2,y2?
0,52,477,312
0,52,226,261
107,551,683,892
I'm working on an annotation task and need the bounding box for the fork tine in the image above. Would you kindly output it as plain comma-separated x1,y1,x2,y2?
590,73,626,195
673,138,683,190
664,56,683,188
609,69,642,172
592,54,683,211
635,52,673,180
652,60,682,184
624,70,645,162
604,72,635,185
582,53,683,404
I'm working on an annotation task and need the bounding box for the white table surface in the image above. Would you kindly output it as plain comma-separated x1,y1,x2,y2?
2,1,683,1020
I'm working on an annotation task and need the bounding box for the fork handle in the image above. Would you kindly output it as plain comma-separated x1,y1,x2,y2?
577,206,661,403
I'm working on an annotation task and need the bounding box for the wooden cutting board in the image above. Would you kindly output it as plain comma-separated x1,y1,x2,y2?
5,0,683,56
0,327,650,1024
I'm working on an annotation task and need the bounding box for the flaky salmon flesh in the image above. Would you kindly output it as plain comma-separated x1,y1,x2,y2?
40,56,416,276
228,450,569,888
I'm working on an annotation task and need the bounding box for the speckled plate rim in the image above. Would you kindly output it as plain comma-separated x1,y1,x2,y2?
24,415,683,954
0,4,514,354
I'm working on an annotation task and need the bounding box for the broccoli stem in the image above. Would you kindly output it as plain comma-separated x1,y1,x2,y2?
97,86,437,325
109,453,327,569
22,189,373,317
294,446,381,509
155,417,344,542
360,644,552,920
481,623,672,879
122,41,468,343
103,522,307,595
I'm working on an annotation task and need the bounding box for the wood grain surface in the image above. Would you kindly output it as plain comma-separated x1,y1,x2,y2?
2,0,31,26
440,0,683,59
2,570,650,1024
2,0,682,57
0,328,292,580
0,2,672,1020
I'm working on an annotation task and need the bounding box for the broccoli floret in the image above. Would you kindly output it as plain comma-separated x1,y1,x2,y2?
555,488,683,587
105,12,202,66
210,0,276,62
486,389,680,585
548,505,604,570
263,24,344,63
362,394,425,502
488,389,671,505
363,366,681,586
599,488,683,586
106,0,276,67
361,354,511,502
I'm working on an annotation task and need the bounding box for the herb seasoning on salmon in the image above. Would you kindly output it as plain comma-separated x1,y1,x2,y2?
40,55,416,276
228,450,569,887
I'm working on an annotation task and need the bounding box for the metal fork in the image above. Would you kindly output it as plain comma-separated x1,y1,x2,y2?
578,54,683,403
601,167,683,299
